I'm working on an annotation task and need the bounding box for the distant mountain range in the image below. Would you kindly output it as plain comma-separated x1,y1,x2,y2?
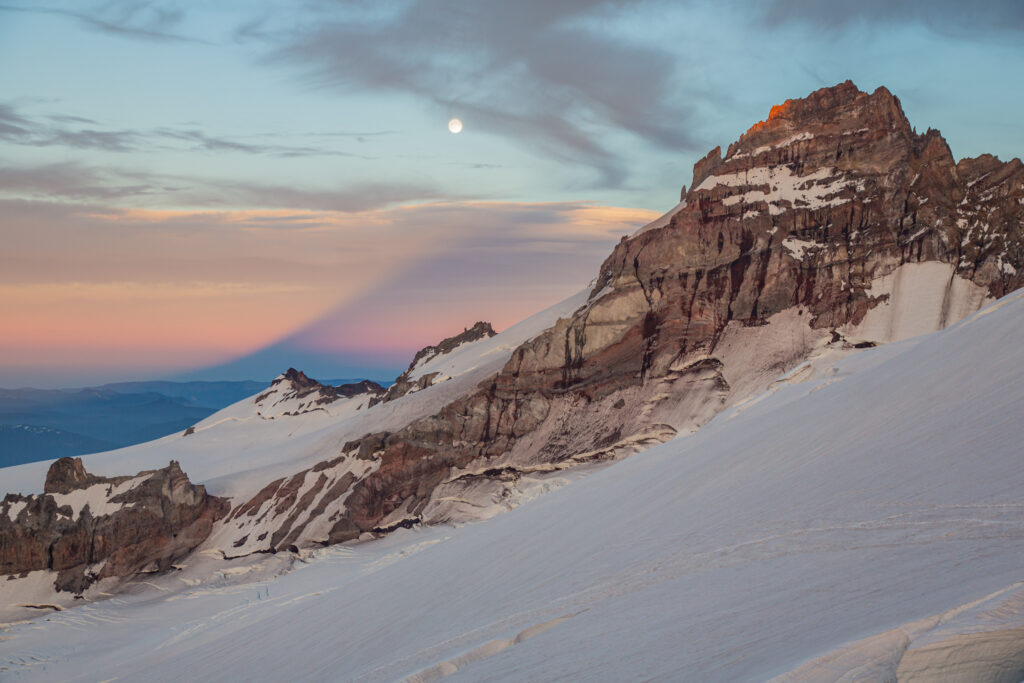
0,378,376,468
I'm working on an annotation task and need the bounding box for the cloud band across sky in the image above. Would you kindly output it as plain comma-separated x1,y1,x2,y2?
0,196,656,386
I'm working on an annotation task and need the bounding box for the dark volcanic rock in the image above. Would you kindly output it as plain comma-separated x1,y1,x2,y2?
44,456,106,494
0,458,228,592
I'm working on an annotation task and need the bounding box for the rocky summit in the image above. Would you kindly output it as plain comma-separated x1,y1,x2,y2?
251,369,384,419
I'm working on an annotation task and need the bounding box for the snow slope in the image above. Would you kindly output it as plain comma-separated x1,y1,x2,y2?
630,200,685,236
2,290,1022,681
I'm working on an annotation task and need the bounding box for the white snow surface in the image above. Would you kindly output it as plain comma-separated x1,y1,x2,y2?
844,261,992,344
49,474,152,521
4,500,27,522
781,236,817,259
405,329,500,382
630,200,685,236
3,289,1024,681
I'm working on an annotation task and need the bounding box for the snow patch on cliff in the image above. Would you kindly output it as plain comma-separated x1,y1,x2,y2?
5,500,27,522
844,261,991,344
699,165,857,215
49,474,152,521
782,237,817,259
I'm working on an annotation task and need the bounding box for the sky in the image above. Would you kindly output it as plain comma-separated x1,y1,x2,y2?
1,0,1022,387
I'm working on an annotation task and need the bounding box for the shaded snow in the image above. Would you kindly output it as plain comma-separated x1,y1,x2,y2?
781,237,817,259
48,474,152,521
4,500,27,522
734,132,815,159
774,582,1024,681
844,261,991,344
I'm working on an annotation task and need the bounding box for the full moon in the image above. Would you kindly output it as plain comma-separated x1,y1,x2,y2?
448,118,463,134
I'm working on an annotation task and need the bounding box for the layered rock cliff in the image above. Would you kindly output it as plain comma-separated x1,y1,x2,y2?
0,458,228,593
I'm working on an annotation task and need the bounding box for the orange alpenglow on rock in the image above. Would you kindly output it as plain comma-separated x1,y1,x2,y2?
748,98,796,134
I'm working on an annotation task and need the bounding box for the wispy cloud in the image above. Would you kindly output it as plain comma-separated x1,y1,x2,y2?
0,163,172,201
754,0,1024,34
199,179,453,213
248,0,705,189
0,103,33,139
0,1,207,44
0,101,382,158
0,160,448,212
151,127,375,159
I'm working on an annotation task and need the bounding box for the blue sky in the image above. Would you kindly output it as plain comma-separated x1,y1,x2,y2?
1,1,1022,386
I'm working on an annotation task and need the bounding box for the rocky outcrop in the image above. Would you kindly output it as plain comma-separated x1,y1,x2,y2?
213,82,1023,553
370,322,496,405
44,456,124,494
253,368,384,418
0,458,228,593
